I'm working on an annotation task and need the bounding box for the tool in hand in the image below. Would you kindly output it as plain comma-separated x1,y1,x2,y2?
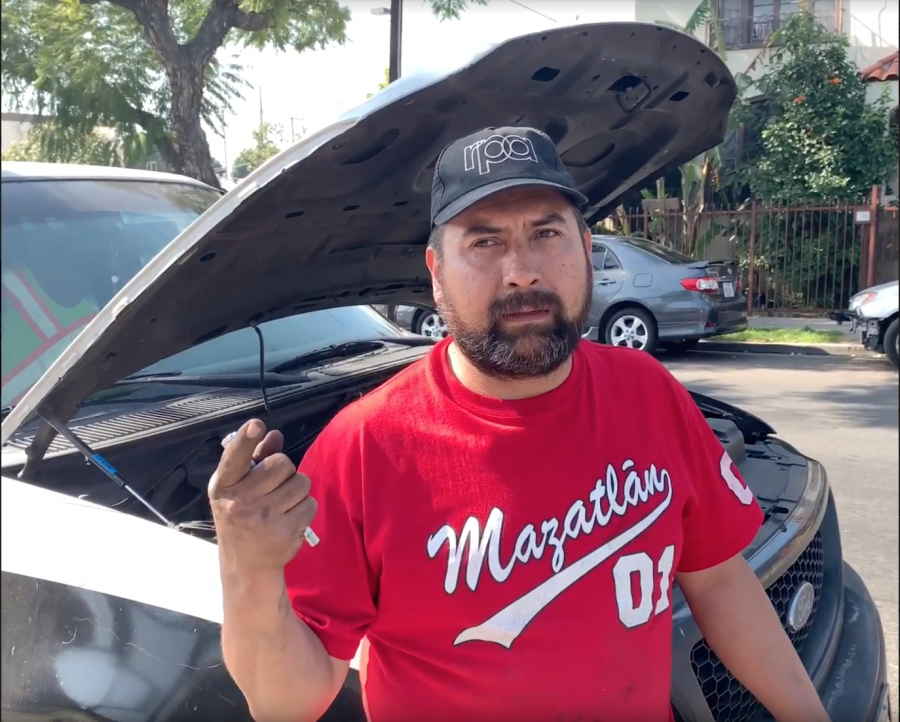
222,431,320,547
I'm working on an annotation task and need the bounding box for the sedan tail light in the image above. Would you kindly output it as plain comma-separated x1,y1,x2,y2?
681,276,719,292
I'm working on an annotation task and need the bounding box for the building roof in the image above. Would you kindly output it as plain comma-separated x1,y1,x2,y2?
860,50,899,82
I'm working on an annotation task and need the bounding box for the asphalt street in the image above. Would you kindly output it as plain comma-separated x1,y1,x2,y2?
665,350,899,715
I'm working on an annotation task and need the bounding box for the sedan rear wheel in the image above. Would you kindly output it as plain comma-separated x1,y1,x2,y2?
603,307,658,353
415,310,449,339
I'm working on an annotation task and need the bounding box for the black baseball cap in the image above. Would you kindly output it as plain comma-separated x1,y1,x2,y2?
430,126,588,227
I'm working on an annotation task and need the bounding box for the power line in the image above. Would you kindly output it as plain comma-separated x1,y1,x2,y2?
507,0,556,23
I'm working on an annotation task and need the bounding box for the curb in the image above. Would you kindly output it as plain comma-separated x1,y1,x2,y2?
696,340,884,358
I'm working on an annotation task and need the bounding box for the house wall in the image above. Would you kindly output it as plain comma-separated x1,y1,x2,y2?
865,78,898,107
634,0,897,81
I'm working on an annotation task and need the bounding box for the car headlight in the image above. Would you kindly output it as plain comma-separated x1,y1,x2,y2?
859,292,879,306
790,458,828,527
849,292,878,311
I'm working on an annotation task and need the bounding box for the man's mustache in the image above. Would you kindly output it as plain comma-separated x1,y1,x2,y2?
490,289,564,320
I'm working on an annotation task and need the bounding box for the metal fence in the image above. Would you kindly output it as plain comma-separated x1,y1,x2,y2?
596,198,898,315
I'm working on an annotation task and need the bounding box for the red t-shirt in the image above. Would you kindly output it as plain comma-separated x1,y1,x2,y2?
285,338,763,722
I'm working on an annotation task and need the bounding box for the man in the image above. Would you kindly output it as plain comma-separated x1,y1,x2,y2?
210,127,831,722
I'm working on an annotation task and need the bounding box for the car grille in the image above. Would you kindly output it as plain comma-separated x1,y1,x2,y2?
689,532,825,722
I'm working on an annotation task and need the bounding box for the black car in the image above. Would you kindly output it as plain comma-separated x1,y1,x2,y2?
0,22,891,722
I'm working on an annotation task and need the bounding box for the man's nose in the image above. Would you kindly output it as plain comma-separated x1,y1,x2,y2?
502,250,542,288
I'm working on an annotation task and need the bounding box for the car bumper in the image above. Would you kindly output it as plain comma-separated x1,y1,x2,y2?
854,315,885,352
820,562,891,722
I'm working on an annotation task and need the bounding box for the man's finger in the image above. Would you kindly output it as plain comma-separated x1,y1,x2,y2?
212,418,266,489
252,429,284,463
240,453,298,497
266,472,312,513
284,496,319,540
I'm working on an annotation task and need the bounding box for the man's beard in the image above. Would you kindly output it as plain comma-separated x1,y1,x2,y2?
438,269,592,380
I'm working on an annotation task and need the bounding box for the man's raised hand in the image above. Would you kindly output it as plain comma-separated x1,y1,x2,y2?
209,419,318,571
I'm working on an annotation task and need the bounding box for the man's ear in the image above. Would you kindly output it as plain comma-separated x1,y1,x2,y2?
425,246,443,305
582,227,592,255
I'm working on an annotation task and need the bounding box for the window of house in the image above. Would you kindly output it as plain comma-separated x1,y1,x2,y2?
716,0,829,49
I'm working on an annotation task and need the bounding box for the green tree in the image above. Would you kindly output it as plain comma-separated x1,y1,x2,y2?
639,0,731,255
1,0,481,189
735,10,898,203
0,121,147,166
232,121,283,179
366,67,391,99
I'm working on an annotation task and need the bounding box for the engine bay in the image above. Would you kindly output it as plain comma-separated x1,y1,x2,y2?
1,360,809,544
1,371,396,539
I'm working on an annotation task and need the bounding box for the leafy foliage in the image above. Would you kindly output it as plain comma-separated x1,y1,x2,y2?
232,121,284,178
733,10,898,203
0,121,147,166
366,67,391,99
426,0,488,21
1,0,480,187
627,0,731,254
655,0,728,57
1,0,249,183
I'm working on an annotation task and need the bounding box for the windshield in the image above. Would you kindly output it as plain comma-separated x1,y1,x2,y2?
135,306,404,378
618,236,697,264
1,177,221,408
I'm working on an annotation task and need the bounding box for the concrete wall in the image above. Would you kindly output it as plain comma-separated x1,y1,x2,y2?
0,113,41,153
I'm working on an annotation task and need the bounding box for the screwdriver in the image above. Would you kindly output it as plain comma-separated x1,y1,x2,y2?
222,431,320,547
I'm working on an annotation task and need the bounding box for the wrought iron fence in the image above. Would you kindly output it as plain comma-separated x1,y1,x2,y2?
595,198,898,314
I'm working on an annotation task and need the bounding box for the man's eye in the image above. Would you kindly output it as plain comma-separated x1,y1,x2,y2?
473,238,498,248
536,229,560,238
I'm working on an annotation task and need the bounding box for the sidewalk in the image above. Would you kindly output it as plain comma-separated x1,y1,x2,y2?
699,315,882,357
746,315,859,344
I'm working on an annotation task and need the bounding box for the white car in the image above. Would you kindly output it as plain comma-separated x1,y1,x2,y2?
848,280,899,369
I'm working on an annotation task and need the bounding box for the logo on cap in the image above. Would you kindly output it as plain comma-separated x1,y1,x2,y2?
463,134,538,176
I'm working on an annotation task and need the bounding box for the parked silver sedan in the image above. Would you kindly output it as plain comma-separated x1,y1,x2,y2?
585,235,748,352
371,304,448,339
376,234,748,352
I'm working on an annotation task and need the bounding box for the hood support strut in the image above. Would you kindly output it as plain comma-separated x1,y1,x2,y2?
39,413,174,527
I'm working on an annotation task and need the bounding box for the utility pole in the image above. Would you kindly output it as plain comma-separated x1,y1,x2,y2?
388,0,403,82
372,0,404,324
290,117,306,142
258,85,264,128
223,128,228,181
372,1,403,82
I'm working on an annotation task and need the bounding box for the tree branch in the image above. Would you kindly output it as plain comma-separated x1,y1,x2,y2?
189,0,272,68
83,0,185,68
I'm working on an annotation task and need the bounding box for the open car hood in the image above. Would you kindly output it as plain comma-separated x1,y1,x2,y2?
1,21,736,451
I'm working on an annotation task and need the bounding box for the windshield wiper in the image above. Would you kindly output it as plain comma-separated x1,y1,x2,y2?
271,336,435,374
112,337,434,386
122,370,184,381
114,372,307,389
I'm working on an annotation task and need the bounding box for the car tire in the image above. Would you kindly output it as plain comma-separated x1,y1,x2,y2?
661,339,700,354
602,307,658,353
884,317,899,370
413,309,449,339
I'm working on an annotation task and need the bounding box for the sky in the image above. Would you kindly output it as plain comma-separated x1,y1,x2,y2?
207,0,898,170
209,0,636,169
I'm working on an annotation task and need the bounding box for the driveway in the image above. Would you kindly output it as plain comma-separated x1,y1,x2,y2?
666,350,899,712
